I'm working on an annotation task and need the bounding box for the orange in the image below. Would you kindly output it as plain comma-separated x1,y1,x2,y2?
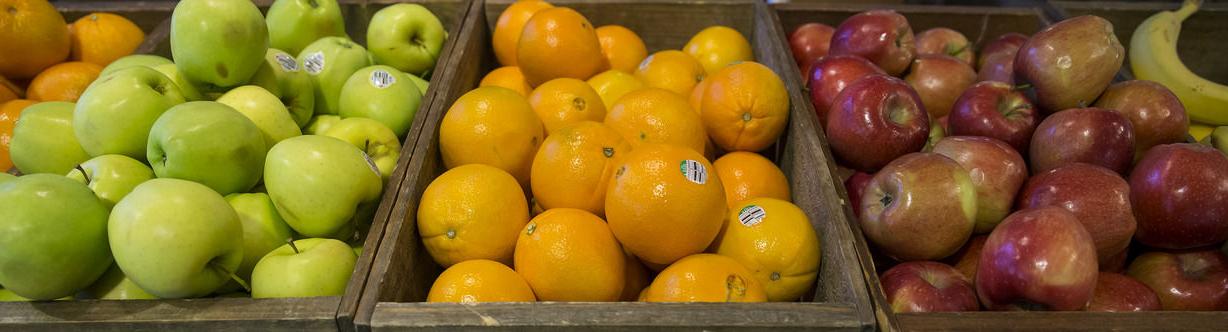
586,69,643,110
26,61,102,102
528,78,606,134
0,99,36,171
417,164,530,267
689,76,711,114
0,78,19,105
595,25,647,74
517,7,607,86
0,0,70,79
439,86,544,188
700,62,790,152
530,121,630,216
711,198,820,301
492,0,553,67
713,151,790,208
620,253,651,301
69,12,145,67
640,254,767,302
603,88,707,155
634,50,705,97
514,208,625,301
427,259,536,303
605,144,726,267
684,26,754,75
479,66,532,97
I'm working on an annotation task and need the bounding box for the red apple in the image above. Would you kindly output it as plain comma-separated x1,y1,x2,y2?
1088,272,1162,312
916,27,974,64
976,52,1016,83
1030,107,1134,175
844,171,873,219
1017,163,1136,268
946,235,987,281
829,10,915,76
827,75,929,172
904,54,977,118
1130,143,1228,249
1102,248,1130,273
977,33,1027,70
1014,16,1124,113
976,206,1098,311
948,81,1038,154
860,153,975,261
1094,80,1190,158
1127,250,1228,310
881,261,979,312
932,136,1028,234
790,23,835,73
808,55,887,128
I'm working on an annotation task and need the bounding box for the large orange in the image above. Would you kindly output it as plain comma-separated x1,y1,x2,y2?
586,69,643,110
639,253,767,302
603,88,706,155
417,164,530,267
620,253,650,301
712,151,790,208
0,0,70,79
517,7,606,86
689,75,710,114
479,66,532,97
69,12,145,67
711,198,820,301
700,62,789,152
634,50,705,97
683,26,754,75
0,99,35,171
427,259,536,303
26,61,102,102
439,86,544,188
492,0,553,67
595,25,647,74
514,208,625,301
530,121,630,216
528,78,606,134
605,144,726,267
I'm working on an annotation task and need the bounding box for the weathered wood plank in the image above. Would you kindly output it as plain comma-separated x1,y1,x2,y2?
0,297,339,331
898,311,1228,332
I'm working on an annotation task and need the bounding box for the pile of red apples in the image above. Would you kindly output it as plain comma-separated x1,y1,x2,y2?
791,11,1228,312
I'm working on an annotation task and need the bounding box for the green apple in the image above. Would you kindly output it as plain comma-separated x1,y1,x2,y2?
148,101,266,196
250,238,356,298
403,72,429,95
226,193,295,280
0,174,111,300
0,287,32,302
217,85,303,150
109,178,245,299
366,3,447,77
1206,126,1228,155
66,154,155,209
266,0,346,56
171,0,268,88
305,115,342,135
0,173,14,184
339,65,421,138
152,63,205,101
265,135,382,238
323,117,401,179
99,54,173,78
351,242,363,256
83,264,156,300
250,48,315,127
299,36,372,116
10,102,91,174
75,66,186,160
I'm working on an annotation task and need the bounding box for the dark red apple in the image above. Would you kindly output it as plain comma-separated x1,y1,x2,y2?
1017,163,1136,268
932,136,1028,234
1030,107,1134,175
1094,80,1190,158
1088,272,1162,312
827,74,930,172
977,32,1028,70
976,206,1098,311
948,81,1038,154
790,23,836,73
1130,143,1228,249
946,235,987,281
904,54,977,119
829,10,915,76
1014,16,1124,113
808,55,887,128
844,171,873,219
976,51,1016,83
860,153,975,261
1127,250,1228,310
1103,247,1130,273
881,261,979,312
916,27,974,64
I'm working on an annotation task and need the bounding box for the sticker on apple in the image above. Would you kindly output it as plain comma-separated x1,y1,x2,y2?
275,53,299,72
679,159,707,185
738,205,766,227
304,51,325,75
369,69,396,89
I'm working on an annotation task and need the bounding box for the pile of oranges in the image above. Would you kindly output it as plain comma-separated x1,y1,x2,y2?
0,0,145,171
419,0,822,303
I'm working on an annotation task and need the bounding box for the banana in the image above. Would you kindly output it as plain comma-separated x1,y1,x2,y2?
1190,121,1215,141
1130,0,1228,125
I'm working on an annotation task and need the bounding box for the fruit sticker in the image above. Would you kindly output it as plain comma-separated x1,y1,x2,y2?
369,69,396,89
679,159,707,184
738,205,766,227
275,53,299,72
304,52,325,75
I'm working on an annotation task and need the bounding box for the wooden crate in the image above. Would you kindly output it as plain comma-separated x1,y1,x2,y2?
0,1,468,331
353,0,880,330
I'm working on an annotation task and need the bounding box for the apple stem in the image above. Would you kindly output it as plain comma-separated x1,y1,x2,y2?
75,165,90,183
287,238,300,254
1013,83,1032,91
209,261,250,293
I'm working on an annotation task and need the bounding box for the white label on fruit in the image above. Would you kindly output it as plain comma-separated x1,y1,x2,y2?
304,52,325,75
738,205,766,227
679,160,707,185
275,53,299,72
369,69,396,89
362,152,380,177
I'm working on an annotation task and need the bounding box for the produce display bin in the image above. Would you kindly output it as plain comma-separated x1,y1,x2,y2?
0,1,468,330
353,0,880,330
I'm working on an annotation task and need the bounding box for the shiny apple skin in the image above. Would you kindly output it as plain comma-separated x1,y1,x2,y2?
1017,163,1136,268
1127,250,1228,311
1129,143,1228,249
1029,107,1134,175
859,153,976,262
881,261,979,313
790,23,835,73
904,54,977,119
948,81,1038,154
932,136,1028,234
1013,16,1124,113
916,28,974,64
808,55,886,129
827,75,929,172
976,206,1099,311
829,10,915,76
1094,80,1190,159
1088,272,1162,312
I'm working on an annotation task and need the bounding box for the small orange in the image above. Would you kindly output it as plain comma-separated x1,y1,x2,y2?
479,66,532,97
713,151,790,208
528,78,606,134
69,12,145,67
530,121,630,216
514,208,625,301
492,0,553,67
517,7,607,86
620,253,651,301
603,88,707,155
586,69,643,110
684,26,754,75
0,0,71,80
0,99,36,171
640,253,767,302
595,25,647,74
711,198,820,301
634,50,705,98
439,86,544,188
427,259,536,303
26,61,102,102
418,164,530,267
700,62,790,152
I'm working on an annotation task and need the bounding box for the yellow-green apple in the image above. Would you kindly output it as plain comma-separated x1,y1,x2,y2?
916,28,973,64
305,114,342,135
250,238,357,298
829,10,915,76
945,235,987,280
860,153,976,261
922,119,945,152
339,65,421,137
788,23,834,73
147,102,266,195
66,154,155,209
82,264,156,300
881,261,978,312
226,193,295,281
265,135,383,238
1088,272,1161,312
170,0,268,88
932,136,1027,234
1014,16,1123,113
9,102,91,174
1129,143,1228,249
299,36,373,116
1094,80,1190,158
904,54,976,118
977,33,1027,70
249,48,315,127
1127,250,1228,310
74,66,186,160
265,0,346,56
809,55,886,129
99,54,173,78
216,85,303,149
0,288,33,302
1018,163,1135,268
0,174,111,300
976,206,1098,311
0,173,14,184
403,72,429,95
1030,108,1134,175
367,3,447,76
109,178,244,299
948,81,1038,154
152,63,204,101
1206,126,1228,154
827,75,929,172
322,117,401,180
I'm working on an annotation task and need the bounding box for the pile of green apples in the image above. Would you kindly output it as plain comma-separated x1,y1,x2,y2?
0,0,447,301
